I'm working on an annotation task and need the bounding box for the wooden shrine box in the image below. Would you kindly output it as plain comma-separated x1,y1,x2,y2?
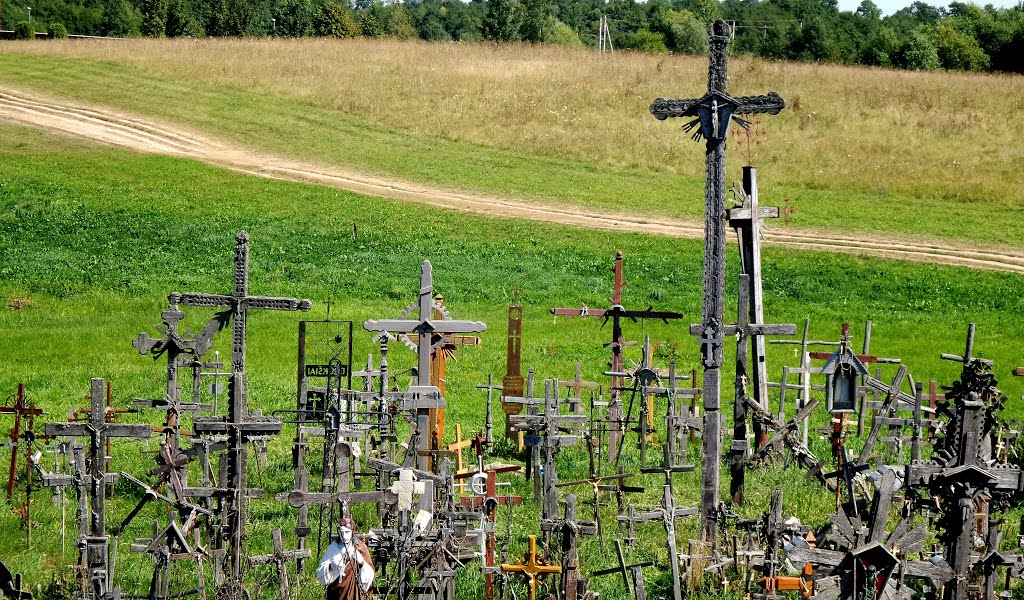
820,346,869,414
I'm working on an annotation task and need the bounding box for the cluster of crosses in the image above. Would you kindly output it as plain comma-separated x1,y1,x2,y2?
4,20,1024,600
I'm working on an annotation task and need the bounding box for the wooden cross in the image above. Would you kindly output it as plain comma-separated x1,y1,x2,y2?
561,363,597,414
133,293,224,450
905,336,1021,600
746,396,828,489
45,378,151,600
556,470,637,550
177,230,312,374
651,18,785,541
446,423,474,475
646,363,701,469
787,469,954,600
551,250,684,460
856,365,912,465
1,384,43,499
189,372,283,586
502,286,526,436
501,368,544,454
364,260,485,471
727,167,784,426
456,465,523,600
615,484,697,600
540,494,597,600
500,535,561,600
508,379,585,532
590,539,654,600
248,528,311,600
721,274,795,505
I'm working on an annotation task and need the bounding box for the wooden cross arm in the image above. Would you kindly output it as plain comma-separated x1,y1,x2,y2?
44,422,152,439
181,486,265,499
689,323,797,337
178,292,311,311
193,419,282,435
249,548,312,566
650,92,784,120
727,205,780,221
617,509,664,524
864,376,915,405
363,319,486,335
550,307,607,319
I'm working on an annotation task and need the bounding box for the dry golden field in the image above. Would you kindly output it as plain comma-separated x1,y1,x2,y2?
6,37,1024,205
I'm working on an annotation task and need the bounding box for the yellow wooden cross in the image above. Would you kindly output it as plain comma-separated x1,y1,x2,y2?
446,423,475,475
500,535,562,600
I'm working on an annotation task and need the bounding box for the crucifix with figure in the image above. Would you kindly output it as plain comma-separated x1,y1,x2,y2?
651,19,784,539
364,260,486,472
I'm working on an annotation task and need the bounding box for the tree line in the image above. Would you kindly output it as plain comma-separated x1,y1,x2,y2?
3,0,1023,72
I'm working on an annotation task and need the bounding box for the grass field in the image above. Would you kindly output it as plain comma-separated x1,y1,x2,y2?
1,120,1023,599
0,38,1023,248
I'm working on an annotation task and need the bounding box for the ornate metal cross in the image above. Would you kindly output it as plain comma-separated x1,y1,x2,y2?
650,19,784,540
177,231,312,374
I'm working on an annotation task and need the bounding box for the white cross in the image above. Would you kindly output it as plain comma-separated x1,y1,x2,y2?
389,469,425,512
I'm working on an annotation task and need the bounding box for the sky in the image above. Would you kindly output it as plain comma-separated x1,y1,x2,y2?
835,0,1021,13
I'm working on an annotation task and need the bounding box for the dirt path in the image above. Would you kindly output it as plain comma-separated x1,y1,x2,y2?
2,88,1023,274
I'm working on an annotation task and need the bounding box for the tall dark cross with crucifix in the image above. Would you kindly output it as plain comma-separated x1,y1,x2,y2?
651,19,785,539
364,260,486,472
45,378,152,600
551,250,684,460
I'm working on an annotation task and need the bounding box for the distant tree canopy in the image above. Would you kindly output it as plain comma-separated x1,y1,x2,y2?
5,0,1023,73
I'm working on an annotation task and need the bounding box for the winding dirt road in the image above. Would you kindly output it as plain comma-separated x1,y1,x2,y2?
2,88,1023,274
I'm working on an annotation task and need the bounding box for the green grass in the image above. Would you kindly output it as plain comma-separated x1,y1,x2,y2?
1,122,1023,599
0,46,1022,249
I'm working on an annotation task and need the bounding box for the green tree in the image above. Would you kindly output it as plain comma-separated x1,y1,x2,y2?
862,25,899,66
386,4,416,39
272,0,311,36
896,28,940,69
314,0,360,37
357,3,384,36
103,0,139,36
482,0,523,41
166,0,203,35
140,0,168,35
14,19,33,38
546,19,581,45
520,0,554,42
48,21,68,36
933,20,990,70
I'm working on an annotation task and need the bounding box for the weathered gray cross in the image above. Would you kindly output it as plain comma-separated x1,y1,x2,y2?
651,18,784,540
177,230,312,374
364,260,486,471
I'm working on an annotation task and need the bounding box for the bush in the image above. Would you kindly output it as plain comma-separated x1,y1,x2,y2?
546,20,582,47
897,29,940,70
48,22,69,37
14,20,34,39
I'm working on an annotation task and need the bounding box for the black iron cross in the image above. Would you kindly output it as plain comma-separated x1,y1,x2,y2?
651,19,784,541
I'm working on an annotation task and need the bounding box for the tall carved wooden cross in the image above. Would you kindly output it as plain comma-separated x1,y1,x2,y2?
651,19,784,540
364,260,486,472
502,287,525,436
